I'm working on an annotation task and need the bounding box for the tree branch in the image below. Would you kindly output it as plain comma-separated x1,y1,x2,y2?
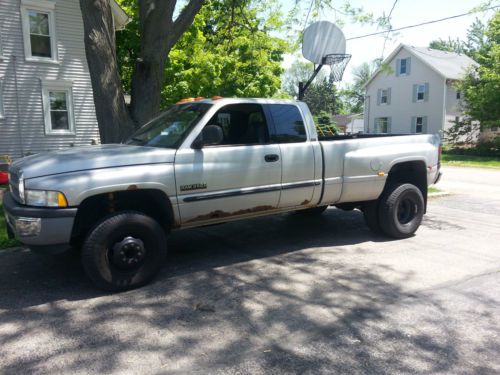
172,0,205,43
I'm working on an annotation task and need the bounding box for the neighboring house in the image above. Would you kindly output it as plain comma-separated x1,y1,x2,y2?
0,0,128,159
331,114,364,134
363,44,477,138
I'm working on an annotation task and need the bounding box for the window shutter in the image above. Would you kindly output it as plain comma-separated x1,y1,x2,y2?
406,58,411,75
387,88,392,105
411,116,416,133
377,89,381,105
396,59,400,76
374,118,378,133
423,116,428,133
424,83,430,102
412,84,417,103
387,117,392,133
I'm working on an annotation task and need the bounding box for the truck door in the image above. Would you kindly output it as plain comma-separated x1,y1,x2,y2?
175,103,282,225
266,104,317,208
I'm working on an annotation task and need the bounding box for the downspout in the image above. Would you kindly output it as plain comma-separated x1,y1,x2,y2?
365,95,370,133
442,78,447,141
13,55,25,157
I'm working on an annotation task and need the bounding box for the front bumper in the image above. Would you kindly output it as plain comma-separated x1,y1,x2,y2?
3,191,77,253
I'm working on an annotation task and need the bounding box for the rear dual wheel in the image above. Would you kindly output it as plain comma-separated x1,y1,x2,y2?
364,183,424,238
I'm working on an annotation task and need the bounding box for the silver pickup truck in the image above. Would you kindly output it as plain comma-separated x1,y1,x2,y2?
3,98,441,291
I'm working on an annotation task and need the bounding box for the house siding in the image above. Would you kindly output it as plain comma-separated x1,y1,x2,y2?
0,0,99,159
364,47,446,136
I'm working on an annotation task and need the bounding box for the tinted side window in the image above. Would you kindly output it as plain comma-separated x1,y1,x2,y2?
206,104,269,146
268,105,307,143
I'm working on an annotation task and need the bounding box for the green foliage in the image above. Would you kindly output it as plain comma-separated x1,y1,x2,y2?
0,191,20,249
442,153,500,168
314,111,340,136
458,11,500,129
429,18,487,59
116,0,289,106
339,60,379,114
281,60,343,116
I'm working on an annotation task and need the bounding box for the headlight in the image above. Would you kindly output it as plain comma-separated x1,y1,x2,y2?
25,190,68,207
19,174,25,203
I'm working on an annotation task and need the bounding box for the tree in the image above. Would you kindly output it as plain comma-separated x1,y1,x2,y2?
458,11,500,129
429,18,487,59
303,76,343,116
281,60,342,116
80,0,204,142
339,60,378,114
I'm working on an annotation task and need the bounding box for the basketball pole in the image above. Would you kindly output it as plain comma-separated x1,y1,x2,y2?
298,61,324,101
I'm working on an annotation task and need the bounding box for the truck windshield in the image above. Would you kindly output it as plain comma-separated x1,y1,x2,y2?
126,103,211,148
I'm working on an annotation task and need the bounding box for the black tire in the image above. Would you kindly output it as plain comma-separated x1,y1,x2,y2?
362,201,382,234
296,205,328,216
81,211,167,292
378,183,424,238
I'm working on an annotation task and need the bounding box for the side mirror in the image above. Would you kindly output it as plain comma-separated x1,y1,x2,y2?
192,125,224,149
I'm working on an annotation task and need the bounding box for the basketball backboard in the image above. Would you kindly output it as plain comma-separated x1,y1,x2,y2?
302,21,347,64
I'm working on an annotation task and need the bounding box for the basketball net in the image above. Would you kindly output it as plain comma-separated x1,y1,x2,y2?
323,54,352,82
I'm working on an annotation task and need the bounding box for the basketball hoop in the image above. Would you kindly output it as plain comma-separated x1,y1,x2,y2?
323,53,351,82
298,21,351,100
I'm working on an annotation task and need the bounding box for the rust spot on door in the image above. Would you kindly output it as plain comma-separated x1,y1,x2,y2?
301,200,310,205
186,205,275,223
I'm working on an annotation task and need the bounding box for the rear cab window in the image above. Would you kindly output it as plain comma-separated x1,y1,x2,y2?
267,104,307,143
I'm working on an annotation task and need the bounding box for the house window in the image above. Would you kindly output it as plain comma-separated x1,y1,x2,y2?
416,85,425,101
381,89,388,104
21,0,57,62
375,117,390,134
42,81,75,135
398,57,411,76
416,117,423,133
413,83,429,103
456,91,461,100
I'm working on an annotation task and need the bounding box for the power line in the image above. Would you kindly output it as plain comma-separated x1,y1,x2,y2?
347,5,500,41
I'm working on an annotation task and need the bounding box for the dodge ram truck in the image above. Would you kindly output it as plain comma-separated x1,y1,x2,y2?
3,98,441,291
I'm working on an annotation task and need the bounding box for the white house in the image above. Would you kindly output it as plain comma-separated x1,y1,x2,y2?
331,114,364,134
363,44,477,137
0,0,128,159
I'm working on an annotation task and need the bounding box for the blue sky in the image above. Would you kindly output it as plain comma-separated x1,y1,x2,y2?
282,0,499,84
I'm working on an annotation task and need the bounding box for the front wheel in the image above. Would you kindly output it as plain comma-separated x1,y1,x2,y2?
378,183,424,238
81,211,167,291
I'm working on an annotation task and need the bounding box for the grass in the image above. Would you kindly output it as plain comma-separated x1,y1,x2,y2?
0,186,20,249
442,154,500,169
428,186,443,194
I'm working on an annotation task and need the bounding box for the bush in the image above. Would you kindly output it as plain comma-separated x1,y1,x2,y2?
444,137,500,157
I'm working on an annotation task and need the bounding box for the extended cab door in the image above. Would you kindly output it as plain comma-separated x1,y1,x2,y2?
175,103,282,225
266,104,318,208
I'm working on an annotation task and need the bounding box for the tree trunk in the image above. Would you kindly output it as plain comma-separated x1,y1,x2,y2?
79,0,135,143
130,0,205,126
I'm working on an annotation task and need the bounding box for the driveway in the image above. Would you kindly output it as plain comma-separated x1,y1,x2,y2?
1,166,499,374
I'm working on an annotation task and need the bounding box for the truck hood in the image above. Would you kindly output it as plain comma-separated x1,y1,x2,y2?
10,144,177,179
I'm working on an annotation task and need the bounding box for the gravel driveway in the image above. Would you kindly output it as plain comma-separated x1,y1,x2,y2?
0,166,499,374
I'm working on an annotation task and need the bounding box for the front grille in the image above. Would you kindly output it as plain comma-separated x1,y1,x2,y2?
8,169,20,203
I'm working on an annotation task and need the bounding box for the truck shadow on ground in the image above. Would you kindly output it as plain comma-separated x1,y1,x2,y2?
0,207,498,374
0,208,394,308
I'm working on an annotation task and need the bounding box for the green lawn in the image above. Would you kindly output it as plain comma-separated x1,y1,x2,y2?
0,187,20,249
428,186,442,194
441,154,500,169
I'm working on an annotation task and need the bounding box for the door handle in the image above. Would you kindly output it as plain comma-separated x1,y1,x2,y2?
265,154,279,162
